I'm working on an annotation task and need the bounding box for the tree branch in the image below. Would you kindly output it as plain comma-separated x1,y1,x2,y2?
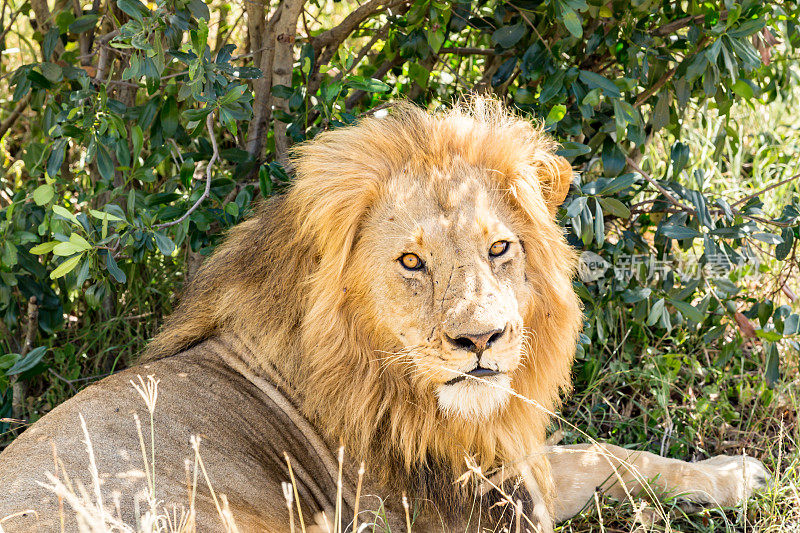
12,296,38,420
245,2,283,162
272,0,308,160
0,93,32,139
653,10,728,37
634,66,676,107
156,112,218,229
305,0,410,107
245,0,268,69
310,0,406,53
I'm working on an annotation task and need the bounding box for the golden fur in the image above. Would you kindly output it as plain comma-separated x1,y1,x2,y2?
144,97,581,513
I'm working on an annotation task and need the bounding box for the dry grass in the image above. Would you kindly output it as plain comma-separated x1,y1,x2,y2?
3,373,796,533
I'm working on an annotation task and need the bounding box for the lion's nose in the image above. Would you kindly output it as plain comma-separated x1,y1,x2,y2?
446,326,507,353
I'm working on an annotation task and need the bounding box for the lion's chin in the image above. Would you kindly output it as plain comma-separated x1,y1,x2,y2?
435,373,512,420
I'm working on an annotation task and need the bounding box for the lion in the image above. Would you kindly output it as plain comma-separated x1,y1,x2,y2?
0,97,768,532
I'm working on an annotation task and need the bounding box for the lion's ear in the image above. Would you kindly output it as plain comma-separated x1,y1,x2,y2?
539,155,574,216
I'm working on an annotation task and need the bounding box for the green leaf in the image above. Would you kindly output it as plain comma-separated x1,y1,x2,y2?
96,144,114,181
598,173,637,195
153,232,176,256
728,18,766,39
344,76,390,93
671,142,690,176
259,166,273,198
752,232,783,245
69,233,93,251
76,255,93,286
668,299,705,323
42,27,59,60
233,66,262,79
427,27,445,53
52,205,79,225
731,79,754,99
127,189,136,215
6,346,48,375
492,22,526,48
784,314,799,335
601,140,624,176
581,87,601,107
594,199,604,246
191,19,209,56
613,99,637,124
651,92,671,131
30,241,58,254
578,70,620,97
562,8,582,38
545,104,566,125
69,14,99,33
50,254,83,279
659,224,702,240
33,184,54,206
557,142,591,158
224,202,239,217
187,0,210,20
132,125,144,162
647,298,665,326
160,97,179,137
40,62,62,82
2,242,18,267
47,139,67,179
105,253,126,283
598,197,630,219
566,196,587,218
764,342,780,387
89,209,124,223
775,227,794,260
53,241,86,256
117,0,149,22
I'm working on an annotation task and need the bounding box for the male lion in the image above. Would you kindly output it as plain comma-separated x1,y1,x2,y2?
0,97,767,532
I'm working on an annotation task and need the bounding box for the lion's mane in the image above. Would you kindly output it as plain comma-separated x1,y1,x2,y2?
144,97,582,511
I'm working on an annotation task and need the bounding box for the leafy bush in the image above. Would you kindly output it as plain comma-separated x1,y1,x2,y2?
1,0,798,469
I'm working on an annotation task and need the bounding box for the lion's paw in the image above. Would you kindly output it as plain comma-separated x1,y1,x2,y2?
678,454,769,510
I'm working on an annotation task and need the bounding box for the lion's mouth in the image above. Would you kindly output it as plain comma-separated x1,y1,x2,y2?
444,367,501,386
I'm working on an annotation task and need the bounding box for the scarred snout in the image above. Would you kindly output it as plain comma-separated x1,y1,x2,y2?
444,326,508,354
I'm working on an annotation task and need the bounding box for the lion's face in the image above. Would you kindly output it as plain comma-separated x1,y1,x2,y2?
357,162,534,420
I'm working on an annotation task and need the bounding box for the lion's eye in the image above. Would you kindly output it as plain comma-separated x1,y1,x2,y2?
399,253,424,270
489,240,509,257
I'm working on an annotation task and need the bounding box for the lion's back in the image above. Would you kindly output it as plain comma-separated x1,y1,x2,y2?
0,339,322,532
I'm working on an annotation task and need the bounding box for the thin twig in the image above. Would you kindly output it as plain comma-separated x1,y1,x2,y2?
48,368,77,392
731,172,800,208
156,112,218,229
635,36,708,106
0,5,24,44
439,46,496,56
513,4,552,57
625,156,696,214
634,66,676,107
